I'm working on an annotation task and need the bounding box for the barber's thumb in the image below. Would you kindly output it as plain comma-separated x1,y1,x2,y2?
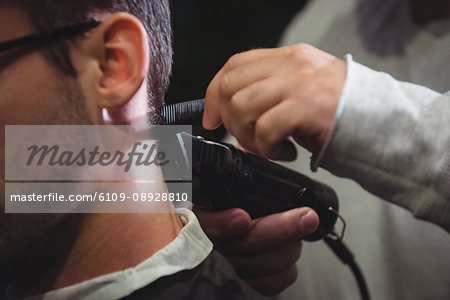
193,207,252,237
299,208,320,234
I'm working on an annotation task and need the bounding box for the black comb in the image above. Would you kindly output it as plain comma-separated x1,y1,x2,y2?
161,98,205,125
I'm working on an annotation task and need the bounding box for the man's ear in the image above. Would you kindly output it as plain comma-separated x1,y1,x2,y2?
80,12,149,109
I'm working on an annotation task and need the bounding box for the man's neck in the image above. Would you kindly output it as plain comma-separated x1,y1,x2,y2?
19,202,183,296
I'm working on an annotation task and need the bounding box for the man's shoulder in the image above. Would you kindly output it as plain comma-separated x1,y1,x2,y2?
123,250,267,300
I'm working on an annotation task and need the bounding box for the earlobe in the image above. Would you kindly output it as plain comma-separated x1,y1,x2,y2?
89,13,149,109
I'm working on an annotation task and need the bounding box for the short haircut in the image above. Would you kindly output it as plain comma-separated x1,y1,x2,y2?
3,0,172,124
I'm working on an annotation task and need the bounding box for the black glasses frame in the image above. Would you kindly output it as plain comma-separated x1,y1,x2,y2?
0,20,101,53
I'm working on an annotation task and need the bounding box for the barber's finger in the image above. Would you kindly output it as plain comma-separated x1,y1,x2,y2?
223,77,291,152
216,207,319,254
227,242,302,277
254,100,302,161
218,56,287,96
203,48,284,130
222,48,285,72
231,76,292,121
244,264,299,296
193,207,252,238
203,69,226,130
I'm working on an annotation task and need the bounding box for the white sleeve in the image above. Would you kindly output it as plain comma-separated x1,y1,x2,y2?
313,55,450,232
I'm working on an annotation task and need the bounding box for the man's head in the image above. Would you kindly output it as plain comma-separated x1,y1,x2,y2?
1,0,172,124
0,0,172,284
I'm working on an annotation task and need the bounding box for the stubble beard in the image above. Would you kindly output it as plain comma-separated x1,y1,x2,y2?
0,73,90,286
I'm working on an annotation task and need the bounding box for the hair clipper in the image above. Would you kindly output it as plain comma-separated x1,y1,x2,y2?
176,132,339,241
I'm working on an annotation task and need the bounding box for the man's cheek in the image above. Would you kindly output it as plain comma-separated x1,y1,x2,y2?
2,55,60,124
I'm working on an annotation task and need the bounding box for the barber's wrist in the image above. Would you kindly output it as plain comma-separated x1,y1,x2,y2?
310,54,352,171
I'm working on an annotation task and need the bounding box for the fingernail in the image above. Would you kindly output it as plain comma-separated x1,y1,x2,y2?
202,106,212,128
229,213,249,232
300,210,318,232
202,113,209,128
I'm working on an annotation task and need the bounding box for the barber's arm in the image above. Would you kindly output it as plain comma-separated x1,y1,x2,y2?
202,43,450,231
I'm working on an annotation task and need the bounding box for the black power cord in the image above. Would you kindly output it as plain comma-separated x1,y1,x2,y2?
324,233,370,300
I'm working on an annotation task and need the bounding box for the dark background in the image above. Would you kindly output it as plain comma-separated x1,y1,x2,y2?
167,0,309,138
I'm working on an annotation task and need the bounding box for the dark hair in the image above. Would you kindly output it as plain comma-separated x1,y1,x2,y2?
4,0,172,124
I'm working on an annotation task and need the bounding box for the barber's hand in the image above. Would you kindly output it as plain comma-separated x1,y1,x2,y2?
203,43,346,161
194,206,319,296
